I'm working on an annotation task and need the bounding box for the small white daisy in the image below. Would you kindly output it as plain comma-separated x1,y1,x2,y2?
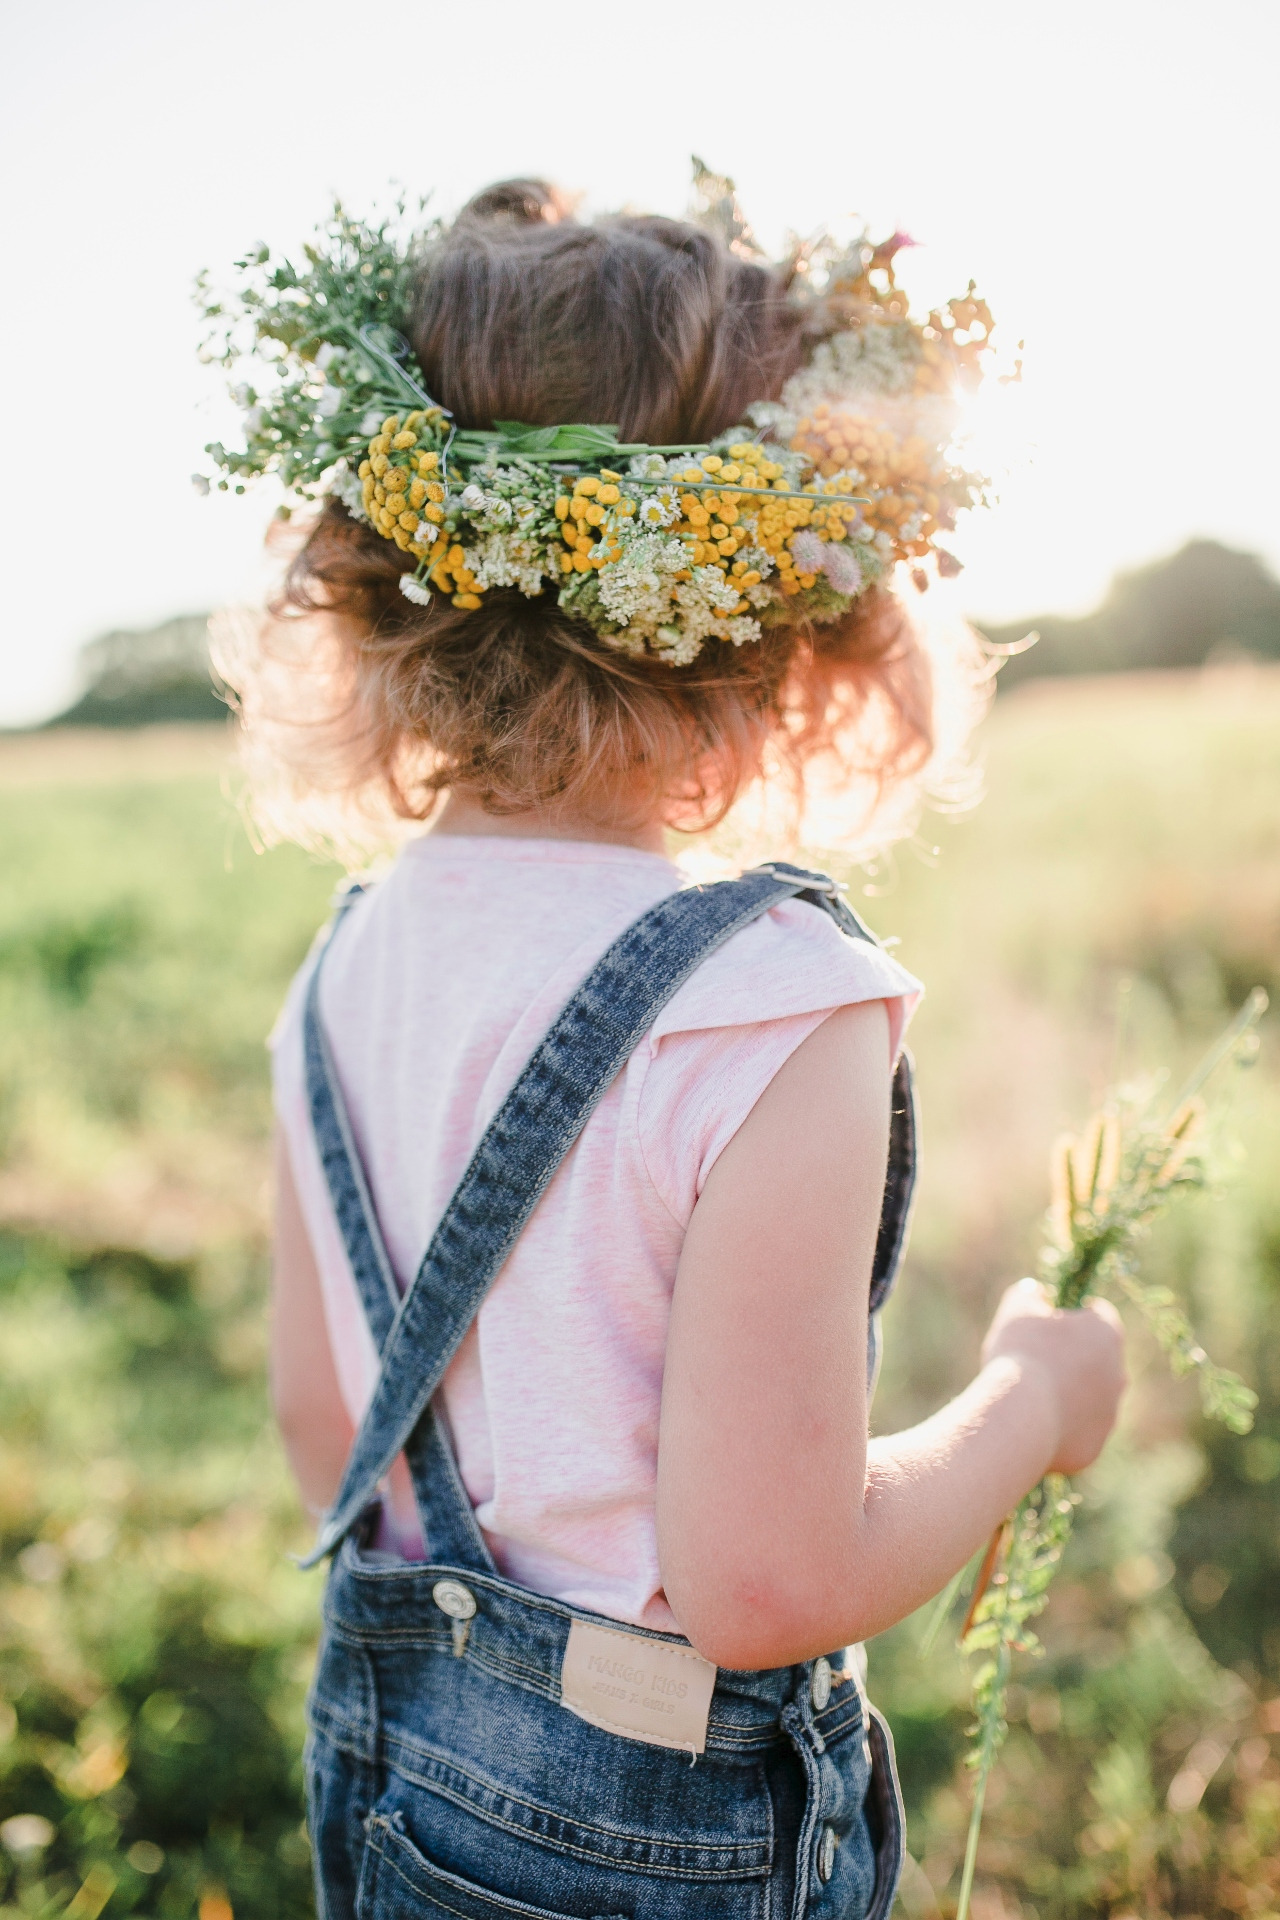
637,486,680,530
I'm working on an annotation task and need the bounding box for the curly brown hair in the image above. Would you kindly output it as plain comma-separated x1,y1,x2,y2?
221,179,985,855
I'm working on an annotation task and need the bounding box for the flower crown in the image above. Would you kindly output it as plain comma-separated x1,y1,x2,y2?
197,171,1002,667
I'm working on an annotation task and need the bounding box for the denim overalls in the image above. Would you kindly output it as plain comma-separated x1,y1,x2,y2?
300,862,916,1920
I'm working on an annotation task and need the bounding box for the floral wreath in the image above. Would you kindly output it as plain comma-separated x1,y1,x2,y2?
197,165,1006,667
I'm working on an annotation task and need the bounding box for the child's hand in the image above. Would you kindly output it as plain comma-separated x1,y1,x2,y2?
981,1277,1127,1474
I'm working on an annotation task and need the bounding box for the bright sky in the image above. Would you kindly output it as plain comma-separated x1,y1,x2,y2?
4,0,1278,725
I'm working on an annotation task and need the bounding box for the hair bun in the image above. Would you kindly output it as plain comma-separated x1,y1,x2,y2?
456,178,571,228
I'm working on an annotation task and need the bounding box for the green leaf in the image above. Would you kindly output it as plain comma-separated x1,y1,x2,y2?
482,422,625,460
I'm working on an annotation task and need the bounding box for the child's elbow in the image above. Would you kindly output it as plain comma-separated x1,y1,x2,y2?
663,1552,859,1672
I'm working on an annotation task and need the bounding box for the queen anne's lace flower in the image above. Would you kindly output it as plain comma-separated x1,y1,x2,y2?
464,534,547,599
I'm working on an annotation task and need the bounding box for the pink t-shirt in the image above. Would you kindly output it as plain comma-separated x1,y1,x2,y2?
271,836,921,1631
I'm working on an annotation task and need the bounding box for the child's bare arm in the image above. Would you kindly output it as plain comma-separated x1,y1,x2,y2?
271,1131,355,1517
656,1004,1127,1670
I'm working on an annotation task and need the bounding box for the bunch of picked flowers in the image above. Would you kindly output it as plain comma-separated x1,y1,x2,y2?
937,990,1267,1920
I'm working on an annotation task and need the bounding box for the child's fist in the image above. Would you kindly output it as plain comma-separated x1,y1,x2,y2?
982,1277,1127,1474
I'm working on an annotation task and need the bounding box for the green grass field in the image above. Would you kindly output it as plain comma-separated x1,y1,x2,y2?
1,672,1279,1919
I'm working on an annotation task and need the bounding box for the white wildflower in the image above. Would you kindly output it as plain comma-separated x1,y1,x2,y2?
243,406,265,436
782,322,921,413
315,342,338,371
460,484,486,509
701,567,743,613
316,384,344,418
464,533,547,597
723,615,761,647
399,575,433,606
899,512,924,542
745,400,786,434
490,464,536,491
596,533,689,633
653,629,703,667
190,473,211,496
360,409,383,436
637,486,681,530
333,466,370,522
628,453,671,480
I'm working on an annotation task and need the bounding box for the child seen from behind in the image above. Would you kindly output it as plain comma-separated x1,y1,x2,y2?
219,177,1127,1920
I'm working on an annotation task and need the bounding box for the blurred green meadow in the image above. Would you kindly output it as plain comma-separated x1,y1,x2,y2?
1,670,1279,1919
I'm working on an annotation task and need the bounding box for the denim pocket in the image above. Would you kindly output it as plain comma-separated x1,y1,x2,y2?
357,1813,627,1920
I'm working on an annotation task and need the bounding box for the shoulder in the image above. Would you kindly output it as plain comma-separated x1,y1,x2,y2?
651,890,922,1045
633,888,920,1219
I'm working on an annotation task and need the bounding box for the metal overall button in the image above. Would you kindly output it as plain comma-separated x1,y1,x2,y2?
432,1579,476,1658
810,1656,832,1713
817,1824,838,1883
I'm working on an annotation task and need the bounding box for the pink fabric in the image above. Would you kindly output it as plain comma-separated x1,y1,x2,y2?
270,836,921,1631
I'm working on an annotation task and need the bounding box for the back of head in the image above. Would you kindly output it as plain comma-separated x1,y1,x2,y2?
227,180,985,857
412,182,799,447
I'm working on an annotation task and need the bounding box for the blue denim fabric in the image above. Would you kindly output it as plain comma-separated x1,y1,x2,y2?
302,861,912,1919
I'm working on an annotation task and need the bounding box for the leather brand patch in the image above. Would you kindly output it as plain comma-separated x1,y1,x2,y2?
560,1619,717,1754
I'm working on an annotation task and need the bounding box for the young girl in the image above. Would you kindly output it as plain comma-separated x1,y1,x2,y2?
224,178,1126,1920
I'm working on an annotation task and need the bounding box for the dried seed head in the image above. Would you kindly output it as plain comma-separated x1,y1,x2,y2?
1049,1132,1077,1247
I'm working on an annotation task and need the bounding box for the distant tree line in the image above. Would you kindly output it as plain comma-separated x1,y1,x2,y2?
980,539,1280,687
42,540,1280,728
48,616,226,727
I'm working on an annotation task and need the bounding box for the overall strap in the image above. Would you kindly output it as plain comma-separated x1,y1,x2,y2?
304,888,399,1350
301,861,915,1569
303,885,495,1569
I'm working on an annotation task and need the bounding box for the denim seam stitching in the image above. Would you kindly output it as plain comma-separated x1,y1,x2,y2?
376,1731,772,1862
305,1702,377,1762
318,1627,782,1751
373,1762,770,1882
364,1826,628,1919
